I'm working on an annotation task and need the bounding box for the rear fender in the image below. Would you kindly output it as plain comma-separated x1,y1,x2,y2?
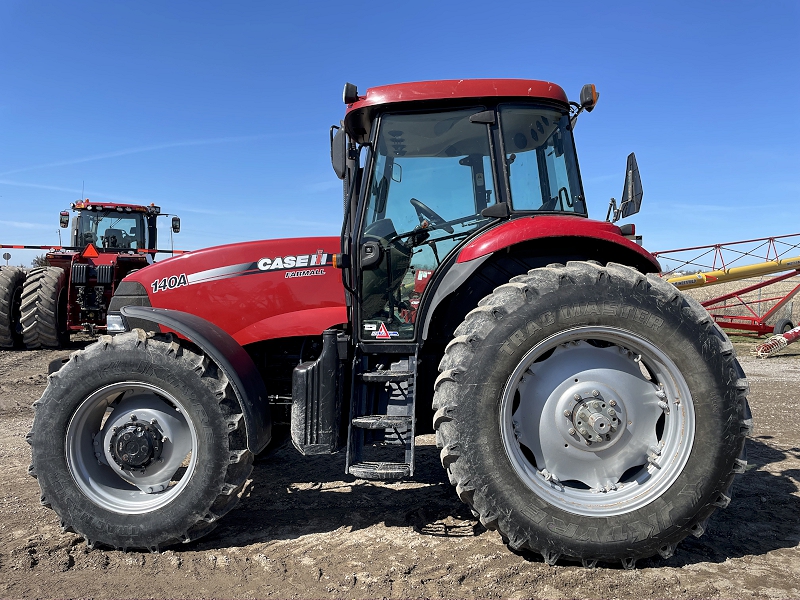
120,306,271,453
421,235,661,341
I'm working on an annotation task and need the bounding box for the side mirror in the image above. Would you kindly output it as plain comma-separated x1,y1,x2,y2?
605,153,643,223
620,153,643,218
59,211,69,228
171,216,181,233
331,125,347,180
579,83,599,113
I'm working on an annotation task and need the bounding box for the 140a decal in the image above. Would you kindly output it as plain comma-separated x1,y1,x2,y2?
151,274,188,293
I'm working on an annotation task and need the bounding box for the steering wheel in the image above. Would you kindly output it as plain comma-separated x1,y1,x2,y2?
410,198,454,234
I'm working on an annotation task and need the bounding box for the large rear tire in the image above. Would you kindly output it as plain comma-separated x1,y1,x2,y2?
434,262,751,567
0,266,25,348
28,330,253,550
20,266,67,348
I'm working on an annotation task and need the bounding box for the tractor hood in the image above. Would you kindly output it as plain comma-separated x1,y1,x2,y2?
119,237,347,345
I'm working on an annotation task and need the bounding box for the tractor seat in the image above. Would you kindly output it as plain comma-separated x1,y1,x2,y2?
103,228,127,248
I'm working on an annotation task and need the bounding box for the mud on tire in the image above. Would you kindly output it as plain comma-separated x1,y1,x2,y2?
433,262,751,568
20,266,67,349
0,266,26,348
28,330,253,551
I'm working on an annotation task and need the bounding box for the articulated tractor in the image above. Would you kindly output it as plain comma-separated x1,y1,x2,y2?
28,79,751,568
0,200,180,348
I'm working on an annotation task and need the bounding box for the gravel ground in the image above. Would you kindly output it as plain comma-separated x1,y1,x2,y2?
0,335,799,599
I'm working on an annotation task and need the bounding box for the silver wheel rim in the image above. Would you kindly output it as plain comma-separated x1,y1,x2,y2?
66,381,198,514
500,326,695,517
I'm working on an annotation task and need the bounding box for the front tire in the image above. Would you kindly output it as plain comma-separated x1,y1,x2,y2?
28,330,253,550
434,262,751,567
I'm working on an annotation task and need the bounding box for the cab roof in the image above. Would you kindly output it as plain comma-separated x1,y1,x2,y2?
346,79,568,112
71,199,160,214
344,79,569,142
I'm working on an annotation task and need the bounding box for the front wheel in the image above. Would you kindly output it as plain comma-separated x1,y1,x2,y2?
434,262,751,567
28,331,253,550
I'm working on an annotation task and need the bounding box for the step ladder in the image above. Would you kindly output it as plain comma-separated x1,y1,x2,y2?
345,356,416,480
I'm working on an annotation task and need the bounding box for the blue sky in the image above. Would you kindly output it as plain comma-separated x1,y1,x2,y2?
1,0,798,267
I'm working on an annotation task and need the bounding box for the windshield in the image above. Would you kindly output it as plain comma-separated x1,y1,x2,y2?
75,210,147,250
499,106,586,214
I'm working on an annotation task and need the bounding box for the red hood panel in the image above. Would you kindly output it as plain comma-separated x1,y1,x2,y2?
126,237,347,344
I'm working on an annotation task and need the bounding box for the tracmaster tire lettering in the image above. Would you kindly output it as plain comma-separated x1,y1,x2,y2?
28,330,253,551
20,266,66,349
433,262,751,567
0,266,26,348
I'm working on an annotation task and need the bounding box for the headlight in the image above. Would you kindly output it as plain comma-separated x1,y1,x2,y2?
106,314,127,333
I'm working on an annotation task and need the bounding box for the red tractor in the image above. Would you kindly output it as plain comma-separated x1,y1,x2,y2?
0,200,180,348
28,79,751,568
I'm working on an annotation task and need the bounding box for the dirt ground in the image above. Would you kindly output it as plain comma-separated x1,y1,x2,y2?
1,335,799,599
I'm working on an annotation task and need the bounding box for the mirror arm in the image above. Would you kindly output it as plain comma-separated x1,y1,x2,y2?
606,198,622,223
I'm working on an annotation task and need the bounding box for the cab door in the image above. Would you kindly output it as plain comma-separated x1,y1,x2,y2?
354,108,498,342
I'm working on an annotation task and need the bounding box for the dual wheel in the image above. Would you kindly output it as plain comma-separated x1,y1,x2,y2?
0,266,67,348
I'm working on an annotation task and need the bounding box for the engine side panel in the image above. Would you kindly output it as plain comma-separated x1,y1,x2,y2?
123,237,347,345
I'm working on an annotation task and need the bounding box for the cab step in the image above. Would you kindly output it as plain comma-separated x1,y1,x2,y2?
352,415,412,429
348,461,411,480
346,355,417,481
360,370,413,383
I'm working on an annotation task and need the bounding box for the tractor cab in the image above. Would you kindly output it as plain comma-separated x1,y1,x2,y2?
66,200,163,257
333,80,592,342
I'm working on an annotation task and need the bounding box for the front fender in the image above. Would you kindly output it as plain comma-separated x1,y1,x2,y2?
120,306,271,453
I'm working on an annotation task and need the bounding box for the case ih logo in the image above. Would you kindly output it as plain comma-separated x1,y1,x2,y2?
257,250,330,272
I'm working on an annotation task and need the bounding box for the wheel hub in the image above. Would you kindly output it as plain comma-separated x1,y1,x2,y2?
501,328,696,516
555,382,627,452
109,419,163,470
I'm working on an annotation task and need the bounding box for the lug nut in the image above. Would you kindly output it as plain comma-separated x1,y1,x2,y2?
608,408,616,417
609,400,617,407
579,428,588,436
592,390,600,397
573,394,581,401
130,414,137,421
568,428,576,435
564,410,571,417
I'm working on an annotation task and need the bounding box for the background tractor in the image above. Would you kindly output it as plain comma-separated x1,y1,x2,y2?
28,79,751,568
0,200,180,348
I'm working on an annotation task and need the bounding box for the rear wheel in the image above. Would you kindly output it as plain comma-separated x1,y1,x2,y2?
434,262,751,567
28,331,253,550
20,266,67,348
0,266,26,348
